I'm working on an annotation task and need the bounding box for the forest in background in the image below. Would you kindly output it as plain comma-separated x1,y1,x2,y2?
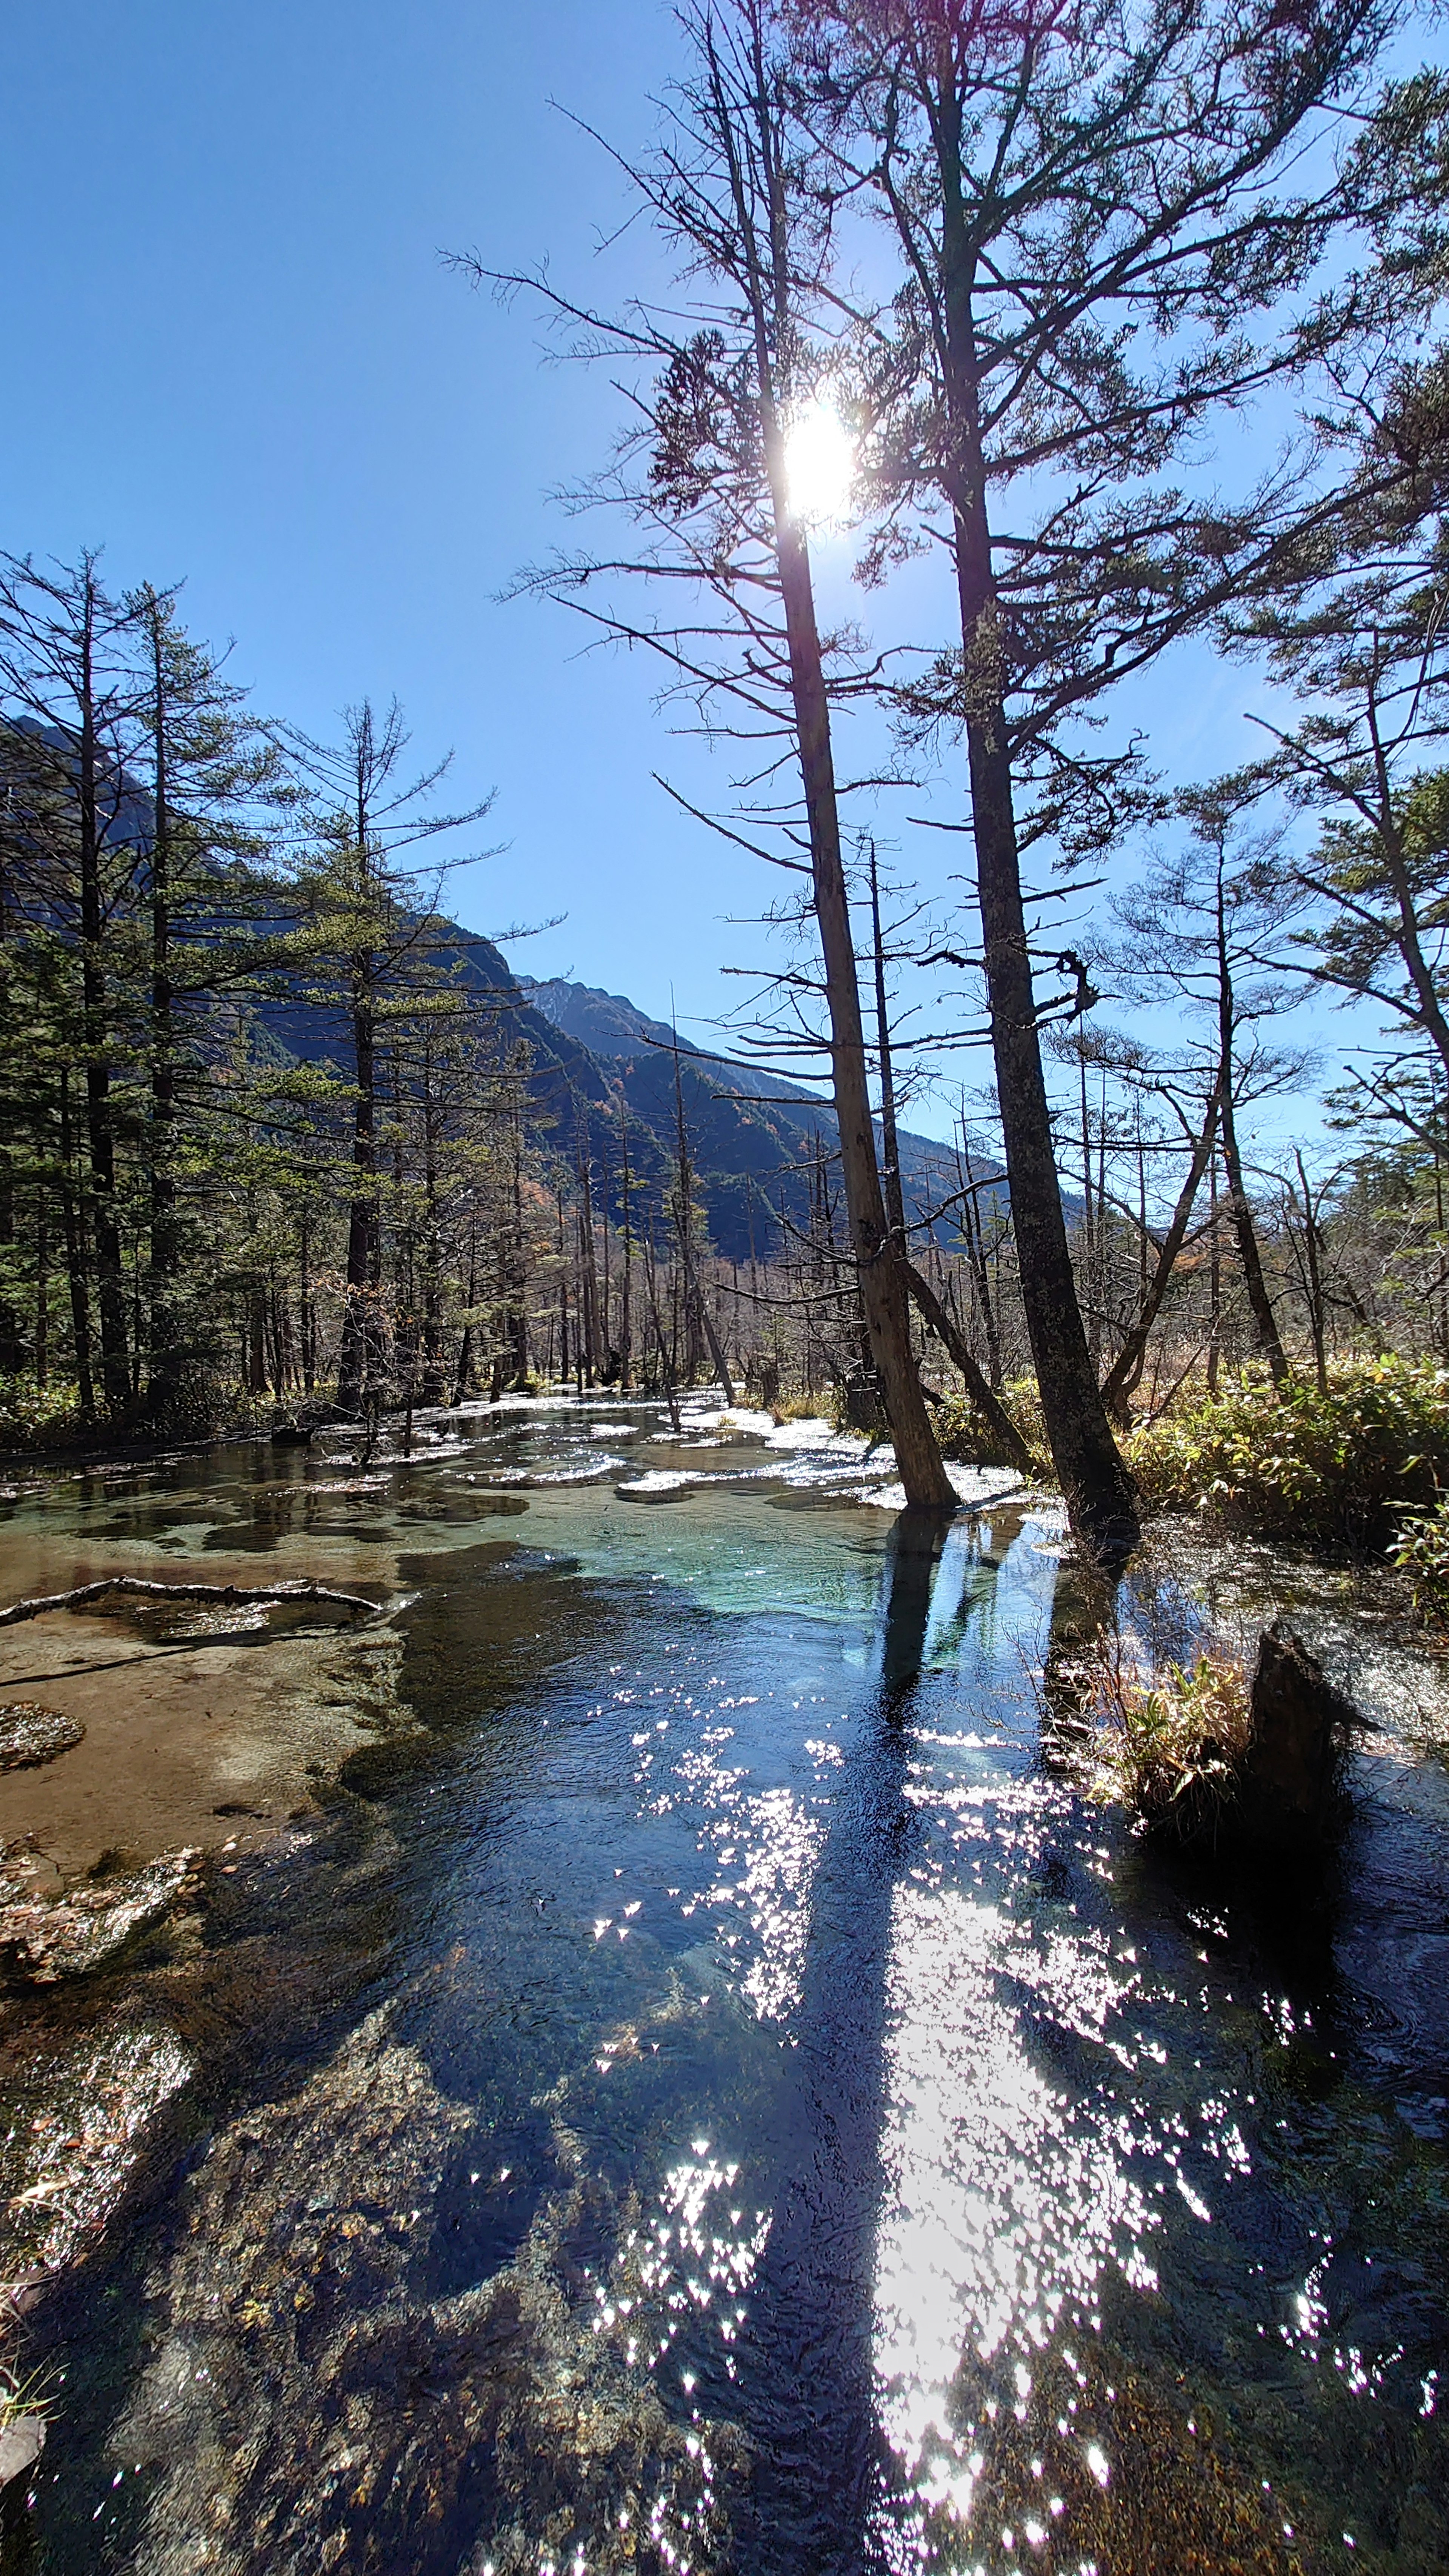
3,3,1449,1571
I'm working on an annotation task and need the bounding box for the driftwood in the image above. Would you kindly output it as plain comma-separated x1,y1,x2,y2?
0,1578,385,1630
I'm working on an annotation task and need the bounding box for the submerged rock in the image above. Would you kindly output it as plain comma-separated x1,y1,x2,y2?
0,2409,45,2487
0,1847,202,1984
117,2004,742,2576
0,1704,83,1770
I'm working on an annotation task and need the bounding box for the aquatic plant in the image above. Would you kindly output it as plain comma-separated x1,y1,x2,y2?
1126,1356,1449,1547
1078,1635,1254,1841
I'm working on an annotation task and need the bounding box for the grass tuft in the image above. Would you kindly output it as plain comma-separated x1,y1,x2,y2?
1076,1634,1254,1841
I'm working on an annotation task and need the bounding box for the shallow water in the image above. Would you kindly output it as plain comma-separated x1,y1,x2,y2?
0,1397,1446,2573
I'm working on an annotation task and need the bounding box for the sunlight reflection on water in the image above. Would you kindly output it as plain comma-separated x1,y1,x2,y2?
872,1881,1158,2524
4,1404,1449,2573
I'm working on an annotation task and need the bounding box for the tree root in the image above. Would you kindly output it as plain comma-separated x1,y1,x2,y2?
0,1578,386,1630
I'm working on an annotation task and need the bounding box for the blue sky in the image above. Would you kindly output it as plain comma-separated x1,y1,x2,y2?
0,2,1429,1160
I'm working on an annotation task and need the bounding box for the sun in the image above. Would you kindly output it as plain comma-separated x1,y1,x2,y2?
783,400,856,526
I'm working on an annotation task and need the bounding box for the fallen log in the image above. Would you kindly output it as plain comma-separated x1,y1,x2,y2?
0,1577,385,1630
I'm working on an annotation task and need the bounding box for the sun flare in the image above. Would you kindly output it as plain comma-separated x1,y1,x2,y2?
783,400,856,526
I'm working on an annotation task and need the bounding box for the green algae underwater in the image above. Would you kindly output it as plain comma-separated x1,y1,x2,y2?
0,1392,1443,2575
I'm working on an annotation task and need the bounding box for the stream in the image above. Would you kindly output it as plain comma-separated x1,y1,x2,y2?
0,1392,1444,2574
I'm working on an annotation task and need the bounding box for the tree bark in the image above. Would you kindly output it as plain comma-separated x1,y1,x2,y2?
1216,876,1287,1381
77,579,129,1411
58,1068,94,1423
337,961,378,1413
144,597,182,1423
928,90,1137,1565
770,514,957,1507
723,21,956,1510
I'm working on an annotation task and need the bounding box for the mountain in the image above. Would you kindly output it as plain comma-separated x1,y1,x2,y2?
512,972,1004,1260
518,977,680,1060
1,718,1006,1262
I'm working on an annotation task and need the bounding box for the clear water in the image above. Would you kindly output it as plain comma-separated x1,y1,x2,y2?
0,1396,1446,2574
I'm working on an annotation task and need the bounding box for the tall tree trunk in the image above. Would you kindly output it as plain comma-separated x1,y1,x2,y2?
869,846,906,1244
958,1133,1003,1391
1100,1080,1222,1421
58,1069,94,1422
1293,1149,1329,1396
1207,1149,1222,1395
1216,880,1287,1382
726,30,955,1510
34,1189,48,1390
337,960,378,1413
419,1045,446,1404
145,597,182,1423
618,1097,633,1389
929,85,1137,1566
77,581,129,1410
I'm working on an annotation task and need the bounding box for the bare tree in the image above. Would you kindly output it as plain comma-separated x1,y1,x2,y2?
465,0,957,1504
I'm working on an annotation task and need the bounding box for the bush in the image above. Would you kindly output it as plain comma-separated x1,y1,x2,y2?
1126,1356,1449,1547
1393,1495,1449,1623
935,1375,1050,1474
0,1376,84,1453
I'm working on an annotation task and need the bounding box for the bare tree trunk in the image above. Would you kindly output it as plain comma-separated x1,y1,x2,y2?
1207,1150,1221,1395
618,1096,633,1390
1101,1080,1221,1421
77,578,129,1411
771,500,954,1503
721,27,955,1510
337,963,377,1413
926,88,1137,1565
143,595,183,1424
943,489,1137,1558
869,845,906,1244
1293,1149,1329,1396
58,1069,94,1423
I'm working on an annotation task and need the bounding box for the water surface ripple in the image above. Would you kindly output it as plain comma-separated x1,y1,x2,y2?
0,1398,1445,2573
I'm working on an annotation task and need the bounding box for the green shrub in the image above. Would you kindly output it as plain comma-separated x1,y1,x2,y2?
935,1375,1050,1475
1082,1638,1253,1841
0,1376,84,1452
1393,1495,1449,1622
1127,1356,1449,1547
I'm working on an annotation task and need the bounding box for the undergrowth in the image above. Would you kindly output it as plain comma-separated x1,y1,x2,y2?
1077,1635,1254,1841
0,1376,84,1453
1124,1356,1449,1548
1392,1496,1449,1623
935,1376,1050,1475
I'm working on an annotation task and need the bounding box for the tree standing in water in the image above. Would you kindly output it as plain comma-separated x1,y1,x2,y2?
468,0,957,1506
789,0,1399,1558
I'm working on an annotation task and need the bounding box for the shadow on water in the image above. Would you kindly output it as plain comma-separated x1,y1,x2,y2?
3,1431,1449,2574
729,1508,954,2573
